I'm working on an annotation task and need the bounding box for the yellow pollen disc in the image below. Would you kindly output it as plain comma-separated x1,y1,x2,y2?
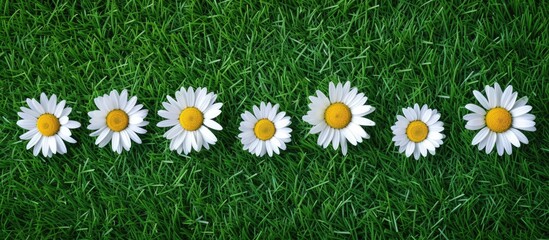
485,107,512,133
179,107,204,131
254,118,276,141
36,113,60,136
406,120,429,143
106,109,129,132
324,102,352,129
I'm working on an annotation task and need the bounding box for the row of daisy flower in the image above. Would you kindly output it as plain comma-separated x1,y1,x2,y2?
17,82,536,159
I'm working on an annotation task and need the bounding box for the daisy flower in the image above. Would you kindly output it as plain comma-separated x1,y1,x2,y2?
463,82,536,155
87,89,149,154
302,81,375,155
17,93,81,157
156,87,223,155
238,102,291,157
391,104,445,160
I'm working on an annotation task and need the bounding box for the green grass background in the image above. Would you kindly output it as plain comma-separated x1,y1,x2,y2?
1,0,548,238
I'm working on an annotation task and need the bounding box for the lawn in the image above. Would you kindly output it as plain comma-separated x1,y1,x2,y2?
1,0,548,239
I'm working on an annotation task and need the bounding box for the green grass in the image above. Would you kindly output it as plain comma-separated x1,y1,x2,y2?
1,0,548,238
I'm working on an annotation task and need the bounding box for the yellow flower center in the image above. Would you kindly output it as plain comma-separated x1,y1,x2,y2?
485,107,512,133
36,113,60,136
406,120,429,143
179,107,204,131
106,109,129,132
253,118,276,141
324,103,352,129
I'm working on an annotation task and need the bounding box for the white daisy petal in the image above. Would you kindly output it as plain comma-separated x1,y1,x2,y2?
128,105,145,116
33,138,43,156
509,128,528,144
20,106,40,118
26,133,42,150
463,113,482,121
55,135,67,154
503,130,520,148
421,109,432,123
200,127,217,144
485,85,497,108
413,144,421,160
504,92,518,110
418,142,427,157
342,128,357,146
103,94,114,111
49,136,57,154
112,132,120,153
157,119,179,128
40,93,49,112
405,141,415,157
95,128,111,145
166,96,180,111
171,131,186,150
485,131,497,154
502,134,513,155
329,82,336,102
274,118,290,129
17,119,37,130
493,83,503,105
268,104,279,121
310,122,327,134
332,130,340,150
343,87,358,105
129,114,143,124
510,106,532,117
351,105,372,116
127,129,142,144
54,100,66,117
112,90,121,109
472,127,490,145
204,119,223,131
119,89,128,110
465,104,486,115
340,133,348,155
59,116,68,125
204,102,222,115
29,98,45,114
348,94,367,109
41,136,50,157
422,138,436,152
120,130,131,151
124,96,138,112
59,126,71,138
500,85,513,109
158,109,178,120
512,118,535,130
48,95,57,114
204,109,222,119
64,120,80,129
353,117,376,126
473,90,490,109
413,104,421,117
338,82,350,102
465,118,485,130
402,108,416,121
496,133,505,156
317,126,330,146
